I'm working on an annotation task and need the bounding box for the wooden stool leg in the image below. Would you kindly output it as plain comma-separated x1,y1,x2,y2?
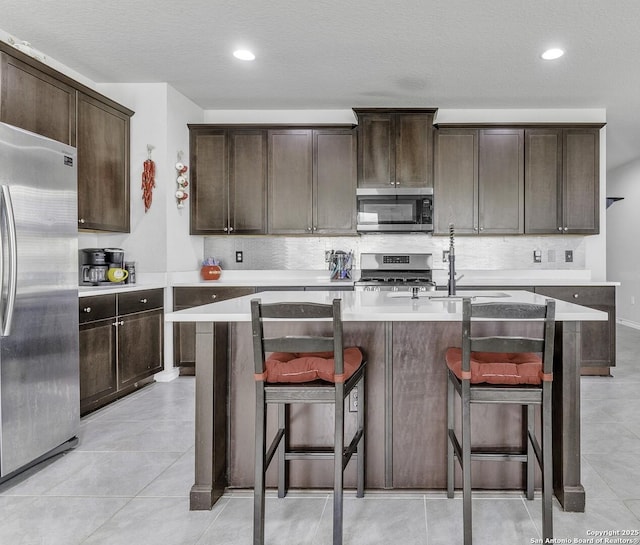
277,403,287,498
254,386,266,545
356,376,365,498
333,384,345,545
447,375,455,498
542,383,553,540
462,382,472,545
526,404,535,500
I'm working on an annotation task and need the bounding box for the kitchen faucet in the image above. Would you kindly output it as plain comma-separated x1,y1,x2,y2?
448,224,456,296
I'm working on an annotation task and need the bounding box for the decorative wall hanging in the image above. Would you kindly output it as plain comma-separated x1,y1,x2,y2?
142,145,156,213
175,151,189,208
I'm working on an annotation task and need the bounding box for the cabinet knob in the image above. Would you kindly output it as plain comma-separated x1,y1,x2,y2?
229,227,234,232
573,293,579,299
140,298,148,304
479,227,484,232
564,227,569,231
78,218,86,224
473,226,478,232
82,306,91,313
223,227,228,232
313,226,317,231
211,294,217,300
558,227,563,231
112,320,124,326
307,227,312,231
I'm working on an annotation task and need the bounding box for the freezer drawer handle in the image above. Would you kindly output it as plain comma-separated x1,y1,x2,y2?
0,185,18,337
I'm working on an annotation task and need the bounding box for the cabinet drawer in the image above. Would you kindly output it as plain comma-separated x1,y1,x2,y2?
118,289,164,315
174,286,254,307
79,295,116,324
534,286,614,307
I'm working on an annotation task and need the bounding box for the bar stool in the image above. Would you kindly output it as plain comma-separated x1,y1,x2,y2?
446,298,555,545
250,298,366,545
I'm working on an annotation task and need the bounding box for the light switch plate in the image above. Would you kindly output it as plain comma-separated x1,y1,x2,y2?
565,250,573,263
533,250,542,263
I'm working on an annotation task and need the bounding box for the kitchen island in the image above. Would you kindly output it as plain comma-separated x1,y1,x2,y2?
165,289,607,513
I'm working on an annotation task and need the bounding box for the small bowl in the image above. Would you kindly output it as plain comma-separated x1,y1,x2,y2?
201,265,222,281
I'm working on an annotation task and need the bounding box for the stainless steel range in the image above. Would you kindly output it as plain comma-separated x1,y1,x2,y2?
355,253,436,293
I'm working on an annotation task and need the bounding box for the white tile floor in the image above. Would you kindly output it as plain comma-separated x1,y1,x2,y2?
1,326,640,544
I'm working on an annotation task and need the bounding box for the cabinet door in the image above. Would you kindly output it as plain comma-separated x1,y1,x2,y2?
357,114,395,188
228,130,267,234
524,129,562,234
77,93,130,232
478,129,524,234
434,129,478,234
313,129,357,234
190,130,228,234
118,309,164,388
268,130,313,234
535,286,615,368
79,318,117,415
0,52,76,146
395,114,433,188
173,287,254,370
563,129,599,234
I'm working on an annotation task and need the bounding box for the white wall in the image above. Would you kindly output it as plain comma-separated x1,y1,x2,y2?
607,156,640,326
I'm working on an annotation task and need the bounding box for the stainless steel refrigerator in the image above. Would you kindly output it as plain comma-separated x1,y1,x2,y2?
0,121,79,483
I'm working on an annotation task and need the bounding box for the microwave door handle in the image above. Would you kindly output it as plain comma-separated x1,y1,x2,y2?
1,185,17,337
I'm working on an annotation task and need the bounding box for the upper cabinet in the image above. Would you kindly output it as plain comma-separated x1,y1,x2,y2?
0,52,76,146
268,128,356,235
434,128,524,235
190,127,267,235
77,93,131,232
525,127,600,234
0,44,134,233
354,109,435,189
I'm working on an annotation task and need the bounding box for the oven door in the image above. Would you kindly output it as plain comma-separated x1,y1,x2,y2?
356,191,433,232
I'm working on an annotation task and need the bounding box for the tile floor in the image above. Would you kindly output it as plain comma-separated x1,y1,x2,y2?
1,326,640,544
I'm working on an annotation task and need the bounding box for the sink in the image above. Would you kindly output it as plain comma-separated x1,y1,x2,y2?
387,290,511,299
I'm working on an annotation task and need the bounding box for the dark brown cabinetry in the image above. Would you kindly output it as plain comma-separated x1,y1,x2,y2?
189,127,267,235
77,92,131,232
0,52,76,145
355,109,435,189
525,128,600,234
268,128,356,234
0,43,133,234
535,286,615,371
79,289,164,415
434,128,524,235
173,286,255,374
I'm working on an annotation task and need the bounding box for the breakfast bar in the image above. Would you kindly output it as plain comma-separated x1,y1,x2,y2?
165,289,608,513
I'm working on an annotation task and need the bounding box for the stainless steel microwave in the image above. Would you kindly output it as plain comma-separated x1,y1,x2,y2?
356,188,434,233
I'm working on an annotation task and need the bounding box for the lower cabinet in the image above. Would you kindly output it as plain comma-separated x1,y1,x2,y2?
79,289,164,415
173,287,255,374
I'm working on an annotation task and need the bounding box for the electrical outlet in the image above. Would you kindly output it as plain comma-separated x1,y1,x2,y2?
565,250,573,263
533,250,542,263
325,250,332,262
349,388,358,412
442,250,450,263
235,251,243,263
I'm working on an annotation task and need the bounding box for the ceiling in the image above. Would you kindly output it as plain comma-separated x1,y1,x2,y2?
2,0,639,170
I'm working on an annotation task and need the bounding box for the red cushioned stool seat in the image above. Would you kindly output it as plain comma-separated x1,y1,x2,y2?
265,347,363,383
445,347,543,385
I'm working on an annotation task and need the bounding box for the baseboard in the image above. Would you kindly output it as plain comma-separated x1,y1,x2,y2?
617,317,640,330
154,367,180,382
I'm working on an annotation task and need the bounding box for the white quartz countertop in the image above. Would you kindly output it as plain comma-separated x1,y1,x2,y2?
165,290,608,323
78,282,166,297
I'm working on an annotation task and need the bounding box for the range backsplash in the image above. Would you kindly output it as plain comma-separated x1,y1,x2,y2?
204,235,586,271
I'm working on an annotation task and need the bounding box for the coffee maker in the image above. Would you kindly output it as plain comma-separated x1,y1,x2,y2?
79,248,125,285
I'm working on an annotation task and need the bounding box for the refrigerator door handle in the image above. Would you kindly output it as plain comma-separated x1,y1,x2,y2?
1,185,17,337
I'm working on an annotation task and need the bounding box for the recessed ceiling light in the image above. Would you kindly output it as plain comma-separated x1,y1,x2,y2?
541,48,564,60
233,49,255,61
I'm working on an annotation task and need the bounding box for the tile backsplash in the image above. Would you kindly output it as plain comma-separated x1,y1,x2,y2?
204,234,586,271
